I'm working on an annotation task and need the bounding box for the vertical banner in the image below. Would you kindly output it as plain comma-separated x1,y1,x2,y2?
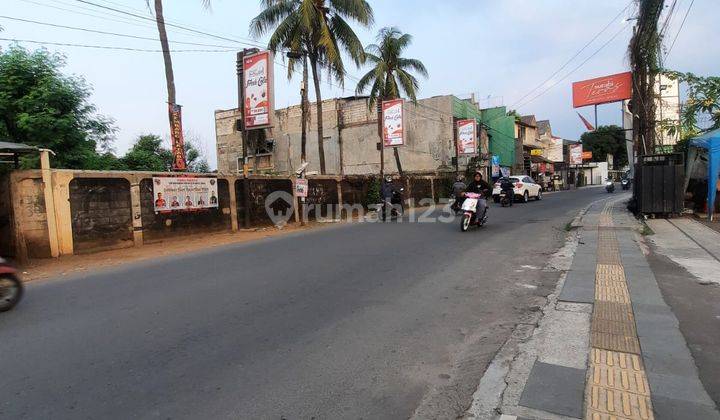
491,155,500,177
569,144,583,165
169,104,187,171
457,119,477,155
243,50,274,129
382,99,404,147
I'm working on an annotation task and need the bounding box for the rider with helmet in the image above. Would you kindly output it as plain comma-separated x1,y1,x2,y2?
465,171,491,221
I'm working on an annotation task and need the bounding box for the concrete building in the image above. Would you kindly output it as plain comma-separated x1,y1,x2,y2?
654,74,681,151
215,95,491,176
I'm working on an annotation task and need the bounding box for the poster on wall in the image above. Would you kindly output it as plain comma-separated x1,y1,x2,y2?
153,177,219,212
168,104,187,171
500,167,510,177
382,99,404,147
548,137,564,162
569,144,583,165
243,50,274,129
457,119,477,155
491,155,500,177
295,178,308,198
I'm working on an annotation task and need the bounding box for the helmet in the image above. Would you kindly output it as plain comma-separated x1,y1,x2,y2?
384,175,392,183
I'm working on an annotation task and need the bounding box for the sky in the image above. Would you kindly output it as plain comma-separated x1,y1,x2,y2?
1,0,718,169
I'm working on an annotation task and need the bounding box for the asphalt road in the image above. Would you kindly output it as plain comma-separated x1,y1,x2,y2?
0,187,611,419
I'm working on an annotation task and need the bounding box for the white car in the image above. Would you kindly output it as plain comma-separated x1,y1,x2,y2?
492,176,543,203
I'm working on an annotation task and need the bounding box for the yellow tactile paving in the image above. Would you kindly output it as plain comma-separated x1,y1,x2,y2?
593,302,635,323
595,283,631,304
590,332,641,354
586,385,653,419
591,318,637,336
596,264,625,279
589,349,650,395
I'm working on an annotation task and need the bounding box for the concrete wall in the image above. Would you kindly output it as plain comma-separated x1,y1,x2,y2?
0,174,15,256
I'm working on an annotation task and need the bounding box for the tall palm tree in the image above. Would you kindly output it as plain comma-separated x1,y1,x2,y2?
251,0,374,174
148,0,210,169
355,27,428,175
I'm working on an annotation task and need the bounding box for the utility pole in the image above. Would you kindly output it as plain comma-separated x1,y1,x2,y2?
287,50,309,226
377,101,384,179
237,48,259,229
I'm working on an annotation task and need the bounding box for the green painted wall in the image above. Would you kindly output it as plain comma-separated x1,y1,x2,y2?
480,106,516,167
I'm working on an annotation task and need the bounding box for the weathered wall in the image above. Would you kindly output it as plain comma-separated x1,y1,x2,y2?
69,178,133,253
215,108,244,174
10,172,50,258
0,174,14,256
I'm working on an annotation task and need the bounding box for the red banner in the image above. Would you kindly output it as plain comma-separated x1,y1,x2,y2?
243,50,274,129
382,99,404,147
168,104,186,171
572,72,632,108
457,119,477,155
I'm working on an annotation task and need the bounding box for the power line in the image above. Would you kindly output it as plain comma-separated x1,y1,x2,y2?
0,15,237,49
0,37,235,53
16,0,161,32
509,1,634,108
514,24,631,110
664,0,694,61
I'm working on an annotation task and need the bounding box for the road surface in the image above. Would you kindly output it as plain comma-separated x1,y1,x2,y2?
0,187,611,419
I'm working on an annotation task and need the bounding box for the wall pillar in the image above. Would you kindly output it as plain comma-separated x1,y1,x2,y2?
228,177,239,232
51,171,74,255
40,150,59,258
129,176,143,247
336,177,343,219
9,173,28,264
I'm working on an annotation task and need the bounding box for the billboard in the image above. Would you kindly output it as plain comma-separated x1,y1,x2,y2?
243,50,274,129
582,151,593,160
572,71,632,108
491,155,500,177
153,177,219,211
530,149,543,156
569,144,583,165
457,119,477,155
548,137,564,162
168,104,187,171
382,99,404,147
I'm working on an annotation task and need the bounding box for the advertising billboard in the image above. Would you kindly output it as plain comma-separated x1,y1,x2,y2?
152,177,219,211
572,71,632,108
168,104,187,171
382,99,404,147
491,155,500,177
243,50,274,129
582,151,593,160
548,137,564,162
569,144,583,165
457,119,477,155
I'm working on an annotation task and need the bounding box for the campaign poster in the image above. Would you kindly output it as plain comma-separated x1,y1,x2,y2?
153,177,219,211
457,119,477,155
243,50,274,129
295,178,308,198
382,99,404,147
569,144,583,165
168,104,187,171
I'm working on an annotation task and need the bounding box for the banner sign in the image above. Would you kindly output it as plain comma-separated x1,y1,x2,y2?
382,99,404,147
582,151,593,160
457,119,477,155
168,104,187,171
548,137,564,162
572,71,632,108
500,166,510,177
569,144,583,165
243,50,274,129
153,177,219,211
539,162,547,173
295,178,308,198
530,149,543,156
491,155,500,177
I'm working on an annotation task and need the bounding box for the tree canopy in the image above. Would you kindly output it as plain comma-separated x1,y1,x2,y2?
664,71,720,153
0,46,116,169
121,134,209,173
580,125,628,169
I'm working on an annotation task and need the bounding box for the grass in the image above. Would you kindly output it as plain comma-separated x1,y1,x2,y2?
639,222,654,236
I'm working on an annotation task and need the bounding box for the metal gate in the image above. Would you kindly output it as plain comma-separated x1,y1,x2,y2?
635,153,684,215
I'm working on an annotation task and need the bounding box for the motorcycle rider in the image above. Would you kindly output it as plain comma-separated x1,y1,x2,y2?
465,171,491,221
451,174,466,212
380,175,401,217
498,176,515,206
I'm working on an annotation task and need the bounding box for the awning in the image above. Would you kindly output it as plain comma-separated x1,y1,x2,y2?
0,140,38,168
687,128,720,220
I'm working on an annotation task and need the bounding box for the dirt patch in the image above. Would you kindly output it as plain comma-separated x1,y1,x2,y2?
16,222,329,282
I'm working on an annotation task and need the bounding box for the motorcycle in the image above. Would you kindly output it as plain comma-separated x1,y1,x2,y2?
460,192,487,232
621,178,630,190
605,180,615,193
381,187,405,221
0,257,23,312
499,189,513,207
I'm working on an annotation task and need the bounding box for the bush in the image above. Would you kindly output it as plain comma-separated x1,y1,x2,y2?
365,177,380,207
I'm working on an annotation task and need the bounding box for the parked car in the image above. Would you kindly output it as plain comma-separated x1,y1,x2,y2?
492,176,543,203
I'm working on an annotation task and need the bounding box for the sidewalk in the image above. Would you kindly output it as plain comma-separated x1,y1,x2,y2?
469,194,720,419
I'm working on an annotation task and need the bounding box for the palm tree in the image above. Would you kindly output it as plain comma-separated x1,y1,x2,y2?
148,0,210,169
355,27,428,175
251,0,374,174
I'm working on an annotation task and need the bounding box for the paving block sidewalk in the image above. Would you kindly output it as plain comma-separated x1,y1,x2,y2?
503,196,720,420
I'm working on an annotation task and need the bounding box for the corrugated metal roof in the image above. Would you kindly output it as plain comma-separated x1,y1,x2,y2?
0,141,37,153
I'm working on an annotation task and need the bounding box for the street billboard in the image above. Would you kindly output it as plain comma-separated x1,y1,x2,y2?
382,99,404,147
582,151,593,160
153,177,219,212
457,119,477,155
548,137,564,162
569,144,583,165
572,71,632,108
168,104,187,171
530,149,543,156
243,50,274,129
491,155,500,177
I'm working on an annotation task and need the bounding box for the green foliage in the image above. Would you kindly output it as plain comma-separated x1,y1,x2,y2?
506,109,522,122
580,125,628,169
665,71,720,147
355,27,428,107
0,46,116,169
365,177,380,206
121,134,209,173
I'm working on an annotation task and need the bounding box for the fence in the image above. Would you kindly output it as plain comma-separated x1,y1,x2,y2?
634,153,685,215
0,169,454,260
